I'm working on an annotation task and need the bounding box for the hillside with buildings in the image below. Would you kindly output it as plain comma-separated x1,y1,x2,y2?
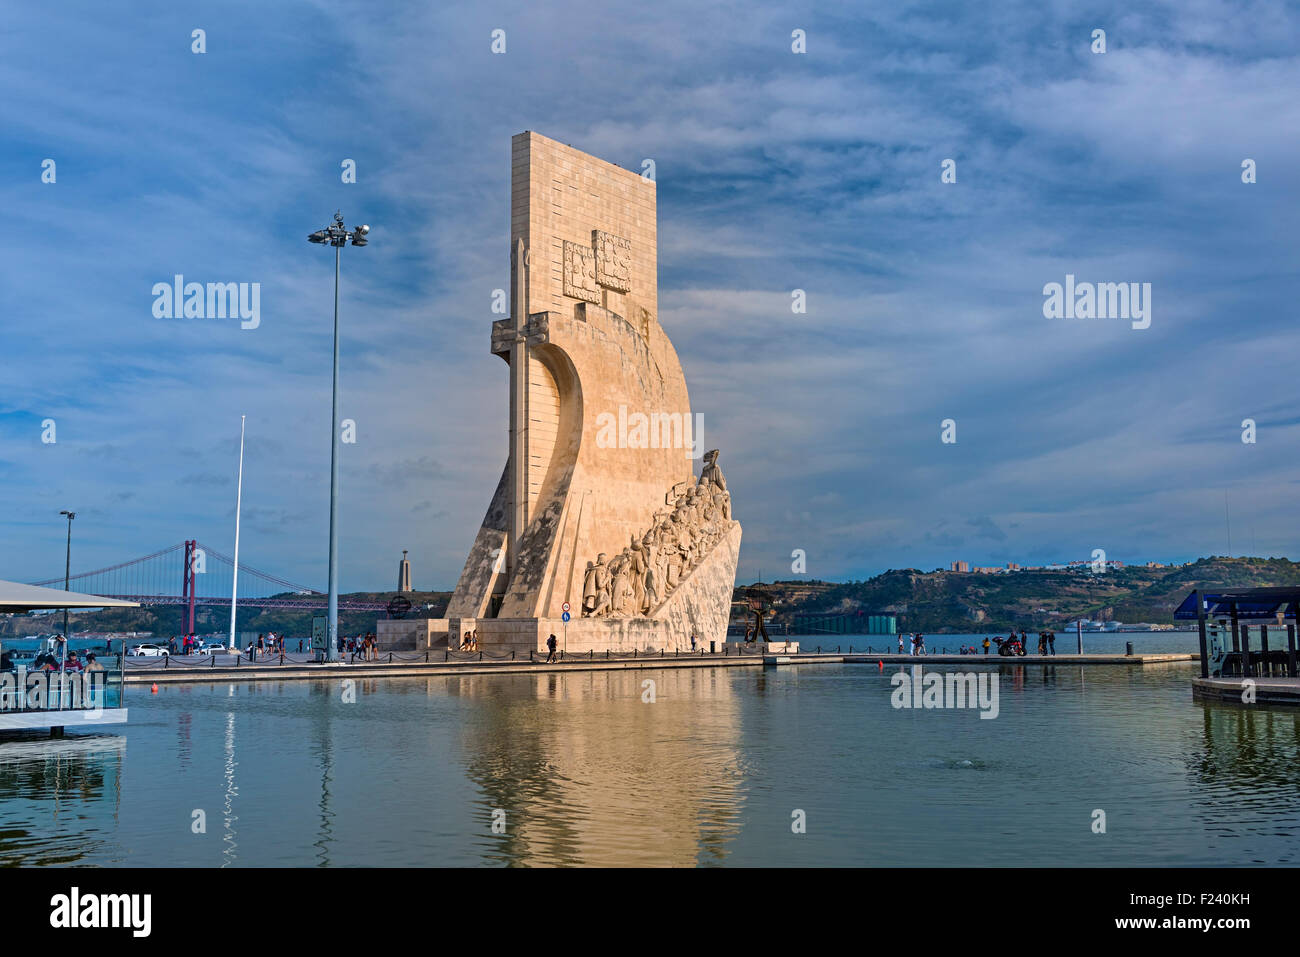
743,557,1300,634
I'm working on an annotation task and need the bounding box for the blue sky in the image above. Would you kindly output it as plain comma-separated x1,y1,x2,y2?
2,0,1297,592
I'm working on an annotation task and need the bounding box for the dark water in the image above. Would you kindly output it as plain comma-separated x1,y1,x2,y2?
2,651,1297,867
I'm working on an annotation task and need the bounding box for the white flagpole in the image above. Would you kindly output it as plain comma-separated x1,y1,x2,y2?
229,415,246,651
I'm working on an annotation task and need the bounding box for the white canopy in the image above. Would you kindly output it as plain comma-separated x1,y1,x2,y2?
0,579,140,614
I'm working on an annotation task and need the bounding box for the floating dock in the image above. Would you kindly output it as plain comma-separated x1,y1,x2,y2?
1192,676,1300,707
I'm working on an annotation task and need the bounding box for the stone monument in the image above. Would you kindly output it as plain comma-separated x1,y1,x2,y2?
397,550,412,593
439,131,743,655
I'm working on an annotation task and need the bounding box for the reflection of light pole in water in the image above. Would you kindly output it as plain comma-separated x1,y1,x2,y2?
307,213,370,663
312,687,336,866
221,701,238,867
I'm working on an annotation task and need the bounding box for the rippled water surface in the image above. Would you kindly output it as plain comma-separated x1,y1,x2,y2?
2,649,1298,866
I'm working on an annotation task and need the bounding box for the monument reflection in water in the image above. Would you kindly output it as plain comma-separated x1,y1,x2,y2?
448,668,741,867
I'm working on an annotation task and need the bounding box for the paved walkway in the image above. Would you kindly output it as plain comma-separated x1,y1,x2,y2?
123,650,1197,685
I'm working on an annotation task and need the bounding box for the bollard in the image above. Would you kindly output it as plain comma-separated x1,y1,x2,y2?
511,650,516,660
389,652,393,663
1125,641,1134,657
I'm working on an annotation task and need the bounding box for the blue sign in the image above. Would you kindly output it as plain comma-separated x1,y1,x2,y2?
561,611,571,623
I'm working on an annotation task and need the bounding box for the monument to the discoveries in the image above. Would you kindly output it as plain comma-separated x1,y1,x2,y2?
441,132,741,655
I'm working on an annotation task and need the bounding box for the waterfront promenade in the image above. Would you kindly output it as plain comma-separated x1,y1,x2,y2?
123,648,1197,685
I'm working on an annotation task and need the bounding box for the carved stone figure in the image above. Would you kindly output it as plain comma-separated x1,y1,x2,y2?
592,553,611,617
712,487,730,523
582,560,597,615
643,532,661,612
699,449,727,493
612,549,635,615
629,537,648,614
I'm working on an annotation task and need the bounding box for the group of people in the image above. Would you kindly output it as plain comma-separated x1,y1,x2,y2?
898,633,928,655
345,634,379,660
459,630,480,651
581,450,732,619
244,633,288,660
952,630,1058,655
1,636,105,674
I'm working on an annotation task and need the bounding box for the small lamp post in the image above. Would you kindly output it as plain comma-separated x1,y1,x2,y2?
59,510,75,665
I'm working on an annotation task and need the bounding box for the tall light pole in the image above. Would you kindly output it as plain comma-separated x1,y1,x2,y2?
59,510,75,652
308,212,369,662
229,415,246,651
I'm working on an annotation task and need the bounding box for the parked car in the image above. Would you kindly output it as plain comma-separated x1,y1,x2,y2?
127,643,169,657
197,643,231,655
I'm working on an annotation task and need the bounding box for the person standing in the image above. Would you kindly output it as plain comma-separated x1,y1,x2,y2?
916,633,926,655
982,636,990,655
1047,631,1056,655
898,634,905,654
545,634,558,663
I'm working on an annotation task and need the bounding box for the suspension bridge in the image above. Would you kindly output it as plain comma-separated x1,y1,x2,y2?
28,540,390,632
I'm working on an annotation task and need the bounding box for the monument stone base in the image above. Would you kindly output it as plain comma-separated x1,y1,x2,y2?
450,522,742,656
726,641,801,654
376,617,449,652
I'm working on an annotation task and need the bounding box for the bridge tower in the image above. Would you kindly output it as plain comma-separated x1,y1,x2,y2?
182,540,197,636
